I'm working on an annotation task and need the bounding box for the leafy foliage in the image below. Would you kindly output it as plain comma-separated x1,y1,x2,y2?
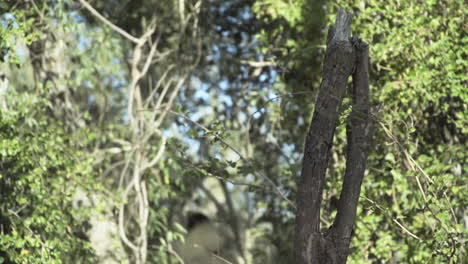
0,96,96,263
252,0,467,262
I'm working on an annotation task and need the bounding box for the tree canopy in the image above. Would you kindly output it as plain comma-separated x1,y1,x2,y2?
0,0,466,263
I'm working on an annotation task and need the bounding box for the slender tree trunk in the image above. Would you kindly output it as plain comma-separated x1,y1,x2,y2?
295,9,375,264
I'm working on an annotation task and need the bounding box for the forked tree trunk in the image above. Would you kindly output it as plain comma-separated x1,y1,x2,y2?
295,9,375,264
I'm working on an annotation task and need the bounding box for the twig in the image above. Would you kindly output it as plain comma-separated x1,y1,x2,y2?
380,121,434,184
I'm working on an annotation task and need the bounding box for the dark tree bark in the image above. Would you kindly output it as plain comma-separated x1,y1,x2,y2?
295,9,375,264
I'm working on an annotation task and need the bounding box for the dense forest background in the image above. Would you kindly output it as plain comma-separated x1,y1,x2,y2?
0,0,466,263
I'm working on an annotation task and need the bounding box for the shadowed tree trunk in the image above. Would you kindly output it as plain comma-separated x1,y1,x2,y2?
295,9,375,264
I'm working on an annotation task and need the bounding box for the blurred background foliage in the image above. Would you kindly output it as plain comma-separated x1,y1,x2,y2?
0,0,466,263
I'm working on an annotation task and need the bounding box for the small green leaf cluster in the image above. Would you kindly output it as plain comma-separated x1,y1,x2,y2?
0,9,42,65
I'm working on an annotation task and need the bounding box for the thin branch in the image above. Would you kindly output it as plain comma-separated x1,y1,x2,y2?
118,180,138,251
118,148,135,189
143,137,167,170
166,245,185,264
150,76,176,121
144,65,175,108
139,180,149,263
154,76,188,128
240,60,277,68
380,122,434,184
78,0,141,44
141,34,160,76
178,157,265,190
247,91,313,126
212,253,234,264
363,196,421,241
170,110,296,209
102,160,126,179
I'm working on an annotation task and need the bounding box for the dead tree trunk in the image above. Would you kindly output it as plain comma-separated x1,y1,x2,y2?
295,9,375,264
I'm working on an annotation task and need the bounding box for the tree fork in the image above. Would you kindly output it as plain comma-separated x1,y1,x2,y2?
295,9,375,264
